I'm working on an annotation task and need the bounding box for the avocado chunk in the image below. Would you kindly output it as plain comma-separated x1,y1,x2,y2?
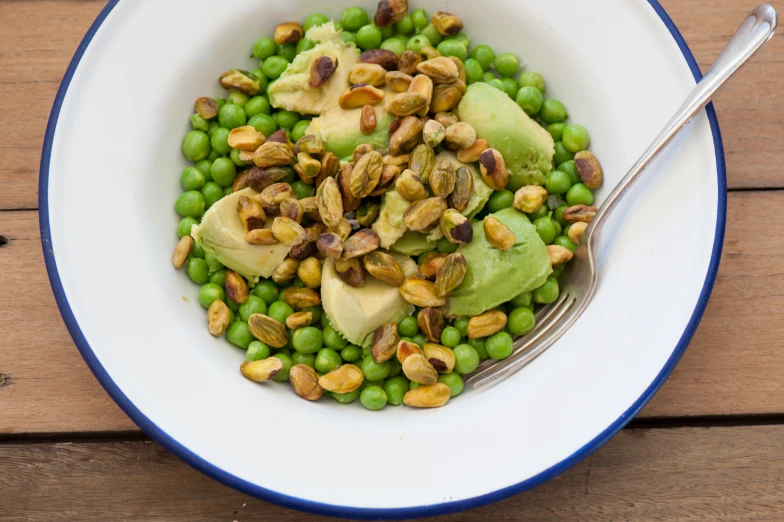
372,189,412,249
191,188,291,283
268,23,359,115
447,208,552,318
390,230,432,256
458,82,555,190
307,102,395,161
321,253,418,347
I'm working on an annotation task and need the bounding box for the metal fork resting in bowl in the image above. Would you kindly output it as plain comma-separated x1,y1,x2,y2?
465,5,777,390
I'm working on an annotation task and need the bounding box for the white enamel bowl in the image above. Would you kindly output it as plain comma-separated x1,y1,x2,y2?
40,0,725,518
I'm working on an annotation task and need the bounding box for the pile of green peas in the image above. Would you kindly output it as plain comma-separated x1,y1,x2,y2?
176,4,598,411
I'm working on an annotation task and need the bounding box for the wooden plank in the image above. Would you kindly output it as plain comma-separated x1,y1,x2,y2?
3,425,784,520
1,0,783,211
1,191,783,433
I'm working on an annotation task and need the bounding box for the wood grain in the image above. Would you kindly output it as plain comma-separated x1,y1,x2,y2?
1,0,783,210
2,425,784,521
1,191,783,433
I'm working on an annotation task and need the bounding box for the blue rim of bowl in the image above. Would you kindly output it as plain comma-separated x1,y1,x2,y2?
39,1,726,519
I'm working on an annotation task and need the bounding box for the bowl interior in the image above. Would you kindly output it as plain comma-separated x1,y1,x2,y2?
44,0,722,515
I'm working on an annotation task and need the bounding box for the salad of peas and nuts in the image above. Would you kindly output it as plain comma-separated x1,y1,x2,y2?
172,0,603,412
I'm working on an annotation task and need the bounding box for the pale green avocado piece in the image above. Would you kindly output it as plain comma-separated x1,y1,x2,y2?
424,151,493,242
458,82,555,190
307,98,395,161
191,188,292,284
372,189,412,249
268,23,359,115
321,253,418,347
390,231,432,256
447,208,552,318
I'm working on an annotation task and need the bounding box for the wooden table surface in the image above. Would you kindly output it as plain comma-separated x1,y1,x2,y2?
2,1,784,520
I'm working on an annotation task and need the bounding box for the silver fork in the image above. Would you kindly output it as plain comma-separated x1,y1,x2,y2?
464,5,777,390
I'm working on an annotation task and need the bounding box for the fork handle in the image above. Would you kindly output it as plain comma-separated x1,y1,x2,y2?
587,5,777,243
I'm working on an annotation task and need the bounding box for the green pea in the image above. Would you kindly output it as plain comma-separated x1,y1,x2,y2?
508,307,536,336
533,277,559,305
190,113,209,132
320,312,331,329
204,252,224,273
437,373,464,397
494,52,520,77
462,58,483,85
552,263,566,280
524,204,547,222
411,334,426,349
546,123,566,143
453,344,479,375
553,205,570,228
208,150,221,162
487,78,506,93
562,124,590,153
252,38,277,60
388,357,402,378
531,217,556,245
238,296,266,322
440,326,461,348
246,341,271,362
342,6,369,31
515,86,543,116
333,389,361,404
409,381,421,390
315,348,342,374
276,43,297,62
378,37,404,56
384,376,409,406
500,77,519,99
341,344,362,362
486,331,514,360
361,355,390,381
411,8,429,30
252,280,279,305
291,120,311,143
406,34,432,53
395,14,415,35
290,180,315,200
553,235,577,252
539,99,568,124
248,114,277,137
518,71,546,92
380,25,395,40
195,160,213,178
262,56,289,80
558,161,581,186
566,183,594,206
223,186,234,197
190,242,205,258
509,291,532,309
292,351,316,369
418,23,443,46
437,236,459,254
177,217,198,239
446,33,470,49
244,96,271,118
437,40,467,60
341,31,357,45
209,269,227,287
360,385,387,410
294,37,315,55
180,167,205,192
291,327,322,354
453,318,469,338
545,170,572,195
470,44,495,70
468,338,488,360
227,90,249,108
225,321,253,349
218,104,246,130
553,142,575,166
272,353,294,381
207,131,228,158
201,182,224,209
304,13,329,31
175,191,205,219
198,283,225,309
209,158,236,187
482,71,497,83
227,148,243,168
323,324,349,349
273,110,299,131
398,316,419,337
181,130,211,162
357,24,383,50
487,190,514,213
214,98,226,108
268,301,294,325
